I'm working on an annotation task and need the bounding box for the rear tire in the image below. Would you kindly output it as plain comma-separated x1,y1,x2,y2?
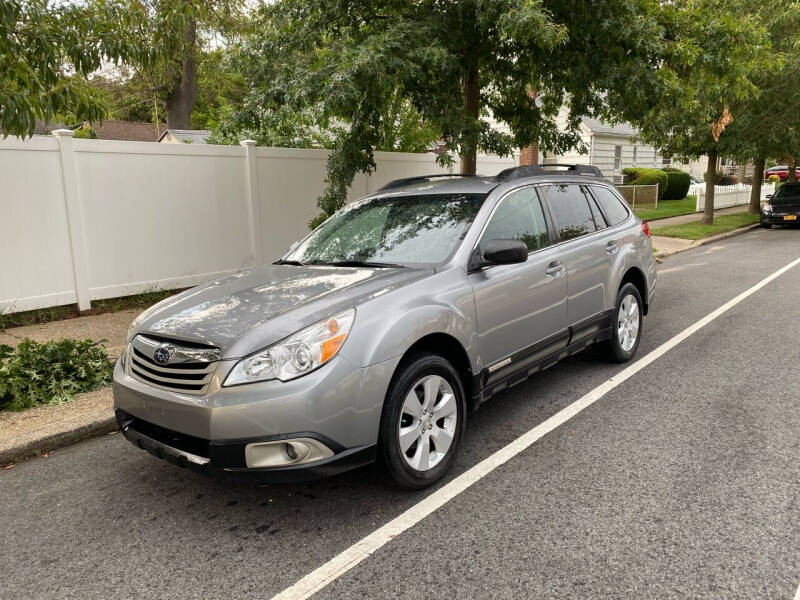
594,283,643,363
378,353,466,490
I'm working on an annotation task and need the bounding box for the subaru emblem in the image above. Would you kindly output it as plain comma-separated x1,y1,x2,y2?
153,344,174,364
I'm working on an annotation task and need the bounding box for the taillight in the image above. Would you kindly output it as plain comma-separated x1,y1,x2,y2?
642,221,651,237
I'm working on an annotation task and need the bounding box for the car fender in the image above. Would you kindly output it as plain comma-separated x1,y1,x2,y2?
338,268,478,371
607,225,654,310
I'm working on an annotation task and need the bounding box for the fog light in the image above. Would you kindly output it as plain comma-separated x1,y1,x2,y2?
244,438,334,468
284,442,298,460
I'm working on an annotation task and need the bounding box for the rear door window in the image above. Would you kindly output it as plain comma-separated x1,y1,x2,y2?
542,184,600,241
479,187,551,253
590,185,631,226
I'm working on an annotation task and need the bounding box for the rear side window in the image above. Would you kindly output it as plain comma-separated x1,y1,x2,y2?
479,187,550,253
543,184,599,241
591,186,630,226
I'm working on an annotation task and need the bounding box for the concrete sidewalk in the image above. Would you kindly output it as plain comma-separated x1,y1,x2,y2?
646,204,757,259
0,309,141,465
0,308,139,359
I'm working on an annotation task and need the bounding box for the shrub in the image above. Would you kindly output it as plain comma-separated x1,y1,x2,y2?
622,168,669,200
768,174,780,185
660,167,692,200
0,338,113,411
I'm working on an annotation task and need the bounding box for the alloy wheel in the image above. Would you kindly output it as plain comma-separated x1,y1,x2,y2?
398,375,458,471
617,294,640,352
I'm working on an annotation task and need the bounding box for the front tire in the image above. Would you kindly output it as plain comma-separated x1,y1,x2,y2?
379,353,466,489
595,283,643,363
761,221,772,229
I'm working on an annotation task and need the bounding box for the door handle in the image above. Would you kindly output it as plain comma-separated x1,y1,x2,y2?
545,261,564,276
605,240,619,254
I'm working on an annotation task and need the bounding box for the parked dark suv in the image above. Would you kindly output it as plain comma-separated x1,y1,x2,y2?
115,164,657,488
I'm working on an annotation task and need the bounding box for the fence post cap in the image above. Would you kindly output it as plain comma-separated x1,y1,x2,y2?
52,129,75,137
239,139,257,147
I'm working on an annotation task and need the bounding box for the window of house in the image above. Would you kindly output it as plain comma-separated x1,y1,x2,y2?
632,146,638,166
614,145,622,171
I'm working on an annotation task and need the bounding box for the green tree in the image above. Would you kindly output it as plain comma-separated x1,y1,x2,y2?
0,0,146,137
719,1,800,212
89,48,247,130
101,0,245,129
231,0,690,225
630,1,766,225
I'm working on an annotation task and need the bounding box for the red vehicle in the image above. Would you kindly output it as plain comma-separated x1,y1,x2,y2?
764,165,800,182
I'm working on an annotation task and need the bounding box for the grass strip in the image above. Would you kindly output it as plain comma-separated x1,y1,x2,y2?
650,212,760,240
634,196,697,221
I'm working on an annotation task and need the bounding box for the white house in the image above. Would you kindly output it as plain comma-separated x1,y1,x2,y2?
541,112,670,182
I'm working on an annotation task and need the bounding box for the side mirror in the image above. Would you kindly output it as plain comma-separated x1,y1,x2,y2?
483,239,528,265
766,194,773,199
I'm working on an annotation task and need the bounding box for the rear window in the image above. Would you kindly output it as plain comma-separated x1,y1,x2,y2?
591,186,630,226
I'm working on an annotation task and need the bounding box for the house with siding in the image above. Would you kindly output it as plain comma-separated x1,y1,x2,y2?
541,112,669,182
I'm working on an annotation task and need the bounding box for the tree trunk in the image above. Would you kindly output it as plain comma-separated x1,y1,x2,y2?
750,157,765,214
788,156,797,183
459,62,479,175
165,16,198,130
702,149,717,225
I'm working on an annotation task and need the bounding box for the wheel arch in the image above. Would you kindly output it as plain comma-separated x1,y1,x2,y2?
394,333,477,410
620,266,649,315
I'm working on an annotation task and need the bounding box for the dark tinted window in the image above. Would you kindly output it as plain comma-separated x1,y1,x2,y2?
544,184,599,241
479,187,550,253
773,183,800,201
591,186,630,226
586,193,607,229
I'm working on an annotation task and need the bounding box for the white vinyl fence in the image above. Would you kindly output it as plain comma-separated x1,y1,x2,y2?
0,132,516,313
695,183,775,211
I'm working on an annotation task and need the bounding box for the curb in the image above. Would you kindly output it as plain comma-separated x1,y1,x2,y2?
0,415,117,466
654,223,760,259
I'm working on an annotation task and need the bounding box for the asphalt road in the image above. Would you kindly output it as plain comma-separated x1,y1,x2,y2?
3,228,800,600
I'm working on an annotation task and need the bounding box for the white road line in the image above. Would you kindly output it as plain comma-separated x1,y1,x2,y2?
272,257,800,600
794,580,800,600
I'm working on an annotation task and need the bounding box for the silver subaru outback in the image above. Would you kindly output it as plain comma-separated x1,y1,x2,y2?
114,164,656,489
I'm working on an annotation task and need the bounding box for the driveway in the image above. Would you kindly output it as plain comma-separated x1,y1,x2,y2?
2,228,799,600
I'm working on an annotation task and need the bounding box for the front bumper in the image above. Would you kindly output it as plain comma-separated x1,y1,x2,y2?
762,212,800,225
113,348,400,479
116,409,375,482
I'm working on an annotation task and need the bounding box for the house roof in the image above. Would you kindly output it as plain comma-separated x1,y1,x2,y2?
34,121,69,135
581,117,638,138
91,120,165,142
158,129,211,144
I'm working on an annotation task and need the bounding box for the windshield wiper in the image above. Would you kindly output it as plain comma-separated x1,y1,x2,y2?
311,260,404,268
273,259,306,266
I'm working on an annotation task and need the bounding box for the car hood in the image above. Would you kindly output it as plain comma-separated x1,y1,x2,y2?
136,265,432,357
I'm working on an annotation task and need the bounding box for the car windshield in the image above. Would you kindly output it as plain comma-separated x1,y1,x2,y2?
285,193,488,266
773,183,800,202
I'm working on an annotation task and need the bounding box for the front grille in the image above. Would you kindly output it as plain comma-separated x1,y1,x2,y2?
128,336,220,395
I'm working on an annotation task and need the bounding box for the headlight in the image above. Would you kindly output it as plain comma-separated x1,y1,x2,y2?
762,203,773,214
224,309,355,385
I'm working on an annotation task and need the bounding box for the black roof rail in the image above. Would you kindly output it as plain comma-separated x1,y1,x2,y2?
496,164,604,181
377,173,474,191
